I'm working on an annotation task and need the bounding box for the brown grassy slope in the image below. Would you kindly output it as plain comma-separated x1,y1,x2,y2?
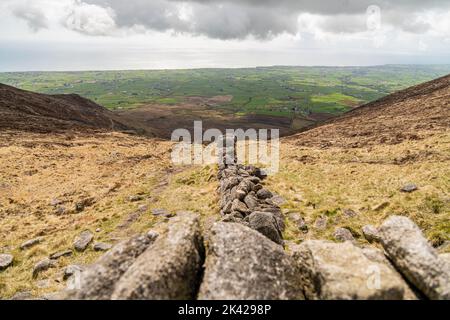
267,74,449,249
0,83,133,133
285,74,450,148
0,130,218,298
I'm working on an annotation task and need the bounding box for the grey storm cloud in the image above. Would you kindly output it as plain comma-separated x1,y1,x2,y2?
80,0,450,38
12,3,48,32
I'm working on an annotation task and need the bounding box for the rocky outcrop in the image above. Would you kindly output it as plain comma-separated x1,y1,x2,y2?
198,222,304,300
217,135,285,245
291,240,416,300
111,213,204,300
378,216,450,300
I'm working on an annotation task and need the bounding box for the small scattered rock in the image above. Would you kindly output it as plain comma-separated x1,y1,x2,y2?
50,250,72,260
129,195,144,202
10,291,33,300
74,197,94,213
138,205,148,212
36,279,52,289
0,254,14,270
152,208,168,216
63,265,84,281
343,209,357,218
362,225,381,243
33,259,56,278
73,230,94,252
93,242,113,252
314,216,328,230
401,183,418,193
372,201,390,211
333,227,355,242
50,198,63,207
20,237,43,250
95,228,101,233
288,213,308,233
146,231,159,241
54,206,66,215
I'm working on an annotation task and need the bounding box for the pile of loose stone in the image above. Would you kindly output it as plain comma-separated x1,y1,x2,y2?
217,134,285,245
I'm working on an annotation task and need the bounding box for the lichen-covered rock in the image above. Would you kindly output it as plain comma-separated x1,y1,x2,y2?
361,247,417,300
111,213,204,300
20,237,43,250
378,216,450,300
248,211,283,245
198,222,304,300
50,250,72,260
333,227,355,242
63,265,85,281
71,234,155,300
0,254,14,271
73,230,94,252
93,242,113,252
33,259,56,278
362,225,381,243
291,240,415,300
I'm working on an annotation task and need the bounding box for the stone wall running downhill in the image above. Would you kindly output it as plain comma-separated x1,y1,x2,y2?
10,135,449,300
216,134,285,245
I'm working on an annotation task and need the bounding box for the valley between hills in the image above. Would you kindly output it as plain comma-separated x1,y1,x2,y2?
0,71,449,300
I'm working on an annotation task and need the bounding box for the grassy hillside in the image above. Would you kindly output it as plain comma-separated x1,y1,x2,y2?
1,65,449,117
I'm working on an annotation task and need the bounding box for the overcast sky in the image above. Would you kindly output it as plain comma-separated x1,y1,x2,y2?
0,0,449,71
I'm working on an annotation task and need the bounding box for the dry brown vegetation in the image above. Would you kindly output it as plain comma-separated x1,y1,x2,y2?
0,130,218,298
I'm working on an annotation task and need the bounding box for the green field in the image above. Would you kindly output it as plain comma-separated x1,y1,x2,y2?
1,65,449,117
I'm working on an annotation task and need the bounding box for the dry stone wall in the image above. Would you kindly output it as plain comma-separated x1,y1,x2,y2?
216,134,285,245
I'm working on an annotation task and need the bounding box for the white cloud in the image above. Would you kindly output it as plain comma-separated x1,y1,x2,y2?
64,0,116,36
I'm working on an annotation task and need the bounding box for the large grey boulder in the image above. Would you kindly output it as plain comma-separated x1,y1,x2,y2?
291,240,415,300
73,230,94,252
111,213,204,300
0,254,13,271
378,216,450,300
361,247,417,300
198,222,304,300
248,211,283,245
72,234,155,300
